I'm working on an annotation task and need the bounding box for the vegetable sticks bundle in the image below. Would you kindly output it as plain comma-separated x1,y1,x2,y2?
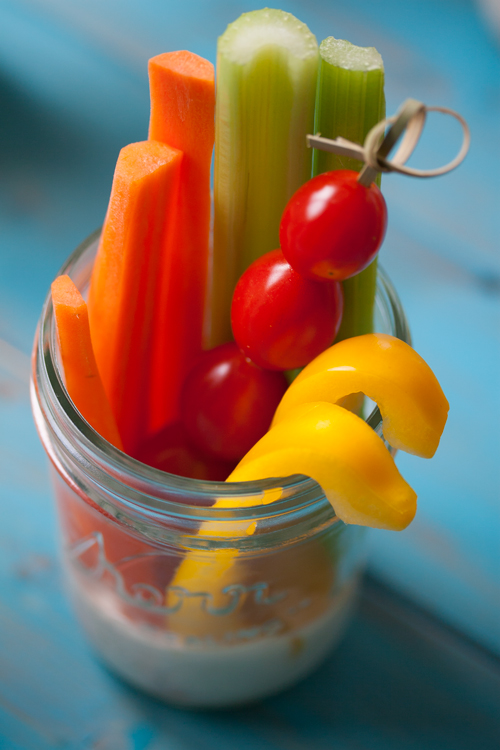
53,9,386,463
87,53,214,454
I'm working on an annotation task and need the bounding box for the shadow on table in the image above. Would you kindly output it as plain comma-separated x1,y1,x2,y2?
111,577,500,750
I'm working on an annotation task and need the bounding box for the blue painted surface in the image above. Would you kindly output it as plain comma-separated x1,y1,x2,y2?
0,0,499,746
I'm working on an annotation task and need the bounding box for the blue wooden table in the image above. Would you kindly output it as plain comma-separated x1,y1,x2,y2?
1,0,499,747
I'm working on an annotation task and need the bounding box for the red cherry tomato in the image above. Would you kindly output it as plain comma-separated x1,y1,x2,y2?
231,249,343,371
280,169,387,282
180,343,288,462
135,422,236,485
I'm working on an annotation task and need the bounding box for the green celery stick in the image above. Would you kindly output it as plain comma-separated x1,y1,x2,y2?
313,37,385,340
210,8,318,346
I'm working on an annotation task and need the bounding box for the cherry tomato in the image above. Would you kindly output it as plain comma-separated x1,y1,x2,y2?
231,249,343,371
135,422,235,485
280,170,387,282
180,343,288,462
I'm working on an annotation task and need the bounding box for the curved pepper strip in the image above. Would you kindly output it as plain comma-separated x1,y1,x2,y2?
166,402,416,638
272,334,449,458
230,401,416,530
166,335,447,638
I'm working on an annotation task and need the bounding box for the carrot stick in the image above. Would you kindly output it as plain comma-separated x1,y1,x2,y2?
51,275,124,451
147,51,215,435
87,140,183,454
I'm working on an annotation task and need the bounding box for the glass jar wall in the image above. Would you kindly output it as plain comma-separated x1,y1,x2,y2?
31,233,410,707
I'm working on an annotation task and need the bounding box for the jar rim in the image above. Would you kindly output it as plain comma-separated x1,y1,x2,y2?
31,230,410,544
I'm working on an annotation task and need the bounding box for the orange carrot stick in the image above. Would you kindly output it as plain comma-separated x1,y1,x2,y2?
51,275,124,451
87,140,183,454
148,51,215,435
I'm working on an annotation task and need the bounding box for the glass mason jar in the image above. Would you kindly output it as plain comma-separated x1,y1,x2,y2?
31,231,410,708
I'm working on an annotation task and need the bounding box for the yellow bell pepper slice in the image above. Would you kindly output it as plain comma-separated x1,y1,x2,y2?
166,401,415,639
231,402,416,531
166,334,446,639
272,334,449,458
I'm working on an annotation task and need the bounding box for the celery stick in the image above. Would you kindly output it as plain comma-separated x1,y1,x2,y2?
210,9,318,346
313,38,385,340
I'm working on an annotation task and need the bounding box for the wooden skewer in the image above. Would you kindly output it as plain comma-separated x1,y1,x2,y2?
307,98,470,187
